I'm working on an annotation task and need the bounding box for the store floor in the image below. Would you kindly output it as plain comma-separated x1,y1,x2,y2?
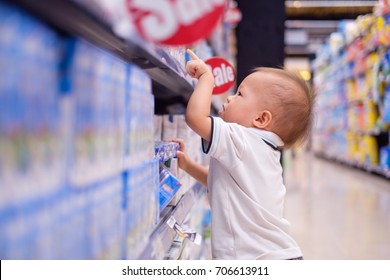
283,149,390,260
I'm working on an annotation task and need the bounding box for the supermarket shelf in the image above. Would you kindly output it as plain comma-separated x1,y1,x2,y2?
286,1,375,20
139,183,205,260
348,128,384,136
314,151,390,179
8,0,194,103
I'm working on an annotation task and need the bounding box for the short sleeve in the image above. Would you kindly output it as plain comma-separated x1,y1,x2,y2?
202,116,246,168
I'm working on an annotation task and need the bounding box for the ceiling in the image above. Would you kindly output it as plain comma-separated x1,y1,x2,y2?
285,0,378,57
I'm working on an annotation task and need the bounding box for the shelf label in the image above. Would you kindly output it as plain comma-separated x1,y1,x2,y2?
205,57,235,94
167,216,202,245
126,0,226,46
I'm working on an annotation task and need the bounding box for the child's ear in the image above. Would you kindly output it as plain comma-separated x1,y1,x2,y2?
252,111,272,129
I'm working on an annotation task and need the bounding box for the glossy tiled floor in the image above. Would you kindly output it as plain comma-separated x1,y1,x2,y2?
283,149,390,260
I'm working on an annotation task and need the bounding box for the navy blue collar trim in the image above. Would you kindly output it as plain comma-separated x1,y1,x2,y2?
262,139,281,151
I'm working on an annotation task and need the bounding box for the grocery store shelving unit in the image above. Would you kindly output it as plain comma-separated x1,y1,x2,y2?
1,0,208,259
312,3,390,179
9,0,194,103
139,183,205,259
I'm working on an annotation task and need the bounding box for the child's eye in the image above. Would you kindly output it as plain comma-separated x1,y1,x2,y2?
237,92,242,96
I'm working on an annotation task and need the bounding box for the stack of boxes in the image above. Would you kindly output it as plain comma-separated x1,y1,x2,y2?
0,1,210,260
0,2,160,259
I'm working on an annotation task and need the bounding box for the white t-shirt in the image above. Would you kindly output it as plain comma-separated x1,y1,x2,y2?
202,117,302,260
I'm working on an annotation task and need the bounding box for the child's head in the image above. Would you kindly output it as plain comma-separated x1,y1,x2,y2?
218,67,314,147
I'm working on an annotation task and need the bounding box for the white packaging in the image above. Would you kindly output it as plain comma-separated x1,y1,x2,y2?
153,115,163,141
162,115,178,141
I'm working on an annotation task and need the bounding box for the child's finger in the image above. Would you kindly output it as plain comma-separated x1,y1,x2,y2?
186,49,199,60
176,150,185,158
173,138,185,151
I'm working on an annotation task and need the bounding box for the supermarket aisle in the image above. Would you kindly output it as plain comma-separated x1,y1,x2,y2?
283,149,390,260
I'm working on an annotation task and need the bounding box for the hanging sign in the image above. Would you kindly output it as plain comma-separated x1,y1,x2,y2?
224,5,242,25
205,57,235,95
126,0,226,46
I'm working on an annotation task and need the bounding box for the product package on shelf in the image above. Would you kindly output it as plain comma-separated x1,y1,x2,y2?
154,141,180,177
383,85,390,122
159,165,182,212
0,2,65,210
158,115,204,206
161,115,179,141
124,65,155,169
121,68,158,253
364,101,380,131
163,47,187,77
0,194,58,259
55,178,122,260
1,174,124,260
154,141,179,163
346,132,361,162
153,115,163,141
65,39,127,187
85,176,123,260
124,159,159,260
380,145,390,171
360,135,380,165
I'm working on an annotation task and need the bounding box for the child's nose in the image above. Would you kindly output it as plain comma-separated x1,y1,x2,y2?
227,95,233,102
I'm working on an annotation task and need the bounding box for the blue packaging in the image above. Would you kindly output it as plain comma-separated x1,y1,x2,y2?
124,158,159,259
124,65,154,168
383,88,390,123
159,165,182,212
67,39,129,187
154,141,179,162
380,146,390,170
86,176,122,259
0,1,64,208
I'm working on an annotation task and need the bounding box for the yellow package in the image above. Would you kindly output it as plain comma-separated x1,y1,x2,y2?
361,135,379,165
364,101,379,131
346,79,356,101
346,132,360,161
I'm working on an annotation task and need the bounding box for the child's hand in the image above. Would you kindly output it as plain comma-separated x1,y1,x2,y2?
171,138,190,171
169,138,208,188
186,49,212,80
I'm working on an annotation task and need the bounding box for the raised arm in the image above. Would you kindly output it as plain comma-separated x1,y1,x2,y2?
185,49,214,142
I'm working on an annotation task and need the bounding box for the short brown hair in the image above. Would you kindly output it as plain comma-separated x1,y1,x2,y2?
253,67,315,148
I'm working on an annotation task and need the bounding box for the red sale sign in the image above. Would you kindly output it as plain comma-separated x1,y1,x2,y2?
205,57,235,95
126,0,226,46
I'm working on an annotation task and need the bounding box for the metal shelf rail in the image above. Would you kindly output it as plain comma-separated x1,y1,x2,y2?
139,183,205,260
